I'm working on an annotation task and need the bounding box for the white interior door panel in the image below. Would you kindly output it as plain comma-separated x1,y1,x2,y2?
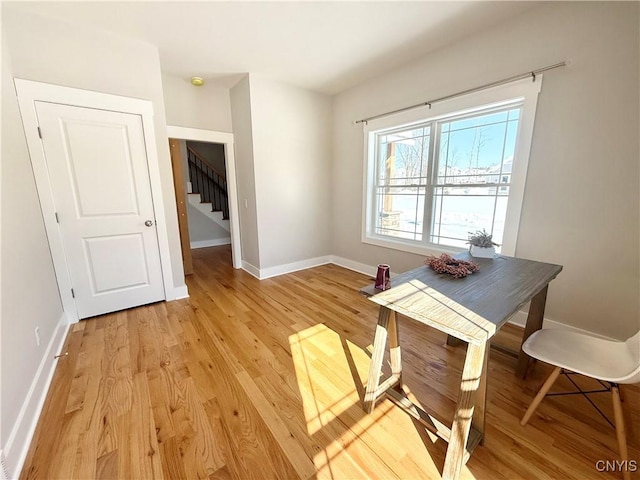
35,101,165,319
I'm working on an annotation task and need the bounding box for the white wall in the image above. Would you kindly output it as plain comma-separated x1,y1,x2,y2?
3,7,186,291
162,73,232,132
331,2,639,339
187,204,230,244
230,76,261,268
1,31,67,478
249,76,332,269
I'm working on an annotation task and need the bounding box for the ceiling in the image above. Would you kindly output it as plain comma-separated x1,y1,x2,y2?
6,1,538,95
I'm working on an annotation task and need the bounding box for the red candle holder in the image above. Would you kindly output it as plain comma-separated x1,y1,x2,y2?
375,264,391,290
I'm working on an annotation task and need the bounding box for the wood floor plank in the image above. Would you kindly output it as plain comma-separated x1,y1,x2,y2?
236,370,317,479
115,412,132,479
181,377,226,476
209,464,233,480
196,337,299,480
46,411,82,480
158,436,188,480
95,450,118,480
129,372,164,479
20,245,639,480
72,329,106,479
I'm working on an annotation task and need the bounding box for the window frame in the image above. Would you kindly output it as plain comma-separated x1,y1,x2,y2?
361,77,543,257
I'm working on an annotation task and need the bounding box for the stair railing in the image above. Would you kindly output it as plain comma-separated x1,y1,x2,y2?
187,147,229,220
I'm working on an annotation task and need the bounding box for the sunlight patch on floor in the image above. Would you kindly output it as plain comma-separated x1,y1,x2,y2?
287,323,478,480
289,323,369,435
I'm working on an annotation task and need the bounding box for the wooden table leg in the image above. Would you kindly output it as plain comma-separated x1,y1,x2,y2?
516,285,548,379
388,310,402,390
472,346,489,445
442,341,487,480
363,307,392,413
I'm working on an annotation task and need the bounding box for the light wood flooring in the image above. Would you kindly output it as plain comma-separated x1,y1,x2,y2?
21,246,639,479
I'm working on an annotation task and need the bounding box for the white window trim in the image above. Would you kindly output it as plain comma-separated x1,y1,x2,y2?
361,77,543,257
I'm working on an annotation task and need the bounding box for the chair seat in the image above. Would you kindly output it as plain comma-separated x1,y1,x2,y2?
523,328,638,383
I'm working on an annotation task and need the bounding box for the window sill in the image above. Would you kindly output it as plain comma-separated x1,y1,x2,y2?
362,234,466,258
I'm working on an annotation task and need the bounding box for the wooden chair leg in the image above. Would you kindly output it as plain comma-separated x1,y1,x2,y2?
611,385,631,480
521,366,562,426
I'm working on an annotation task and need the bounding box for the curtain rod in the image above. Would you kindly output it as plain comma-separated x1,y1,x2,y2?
354,61,567,125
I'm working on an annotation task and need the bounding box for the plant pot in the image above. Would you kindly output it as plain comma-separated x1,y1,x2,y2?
469,245,495,258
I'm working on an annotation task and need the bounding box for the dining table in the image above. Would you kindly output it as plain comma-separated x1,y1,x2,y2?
360,252,562,480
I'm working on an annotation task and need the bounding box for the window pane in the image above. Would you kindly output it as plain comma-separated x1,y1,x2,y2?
376,128,430,186
374,187,424,241
430,187,502,247
373,125,430,243
438,108,519,176
429,107,520,248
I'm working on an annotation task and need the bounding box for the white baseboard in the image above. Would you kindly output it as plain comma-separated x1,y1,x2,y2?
241,256,332,280
259,256,332,280
329,255,378,277
329,255,403,277
190,238,231,249
242,260,261,279
3,315,68,479
507,310,615,340
166,285,189,301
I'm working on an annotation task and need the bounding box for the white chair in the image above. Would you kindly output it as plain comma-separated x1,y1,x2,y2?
520,328,640,480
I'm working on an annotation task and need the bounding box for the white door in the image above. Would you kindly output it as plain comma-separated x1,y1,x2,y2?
35,101,165,319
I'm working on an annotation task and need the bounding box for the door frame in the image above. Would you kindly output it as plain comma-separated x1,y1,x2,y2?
15,79,176,324
168,139,193,275
166,126,242,270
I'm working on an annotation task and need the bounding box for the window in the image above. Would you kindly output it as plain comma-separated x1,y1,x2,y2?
362,78,542,256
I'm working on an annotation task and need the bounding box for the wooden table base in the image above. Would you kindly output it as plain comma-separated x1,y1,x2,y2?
363,306,489,480
516,286,549,378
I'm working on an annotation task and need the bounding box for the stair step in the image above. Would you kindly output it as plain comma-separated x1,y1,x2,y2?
187,192,230,233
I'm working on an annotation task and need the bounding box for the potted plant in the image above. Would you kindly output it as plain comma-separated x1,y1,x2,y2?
467,229,499,258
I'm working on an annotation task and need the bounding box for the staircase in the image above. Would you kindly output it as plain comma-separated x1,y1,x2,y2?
186,147,230,233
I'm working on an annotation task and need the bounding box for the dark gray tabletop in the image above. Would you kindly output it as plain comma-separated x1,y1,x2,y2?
362,253,562,344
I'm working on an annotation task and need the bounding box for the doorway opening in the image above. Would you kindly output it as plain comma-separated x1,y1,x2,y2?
167,126,241,275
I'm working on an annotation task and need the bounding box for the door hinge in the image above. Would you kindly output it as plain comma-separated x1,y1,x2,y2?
71,288,75,298
55,212,60,223
37,126,42,139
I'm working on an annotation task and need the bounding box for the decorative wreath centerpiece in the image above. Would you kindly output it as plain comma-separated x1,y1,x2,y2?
425,253,479,278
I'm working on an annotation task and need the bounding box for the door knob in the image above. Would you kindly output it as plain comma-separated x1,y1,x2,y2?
145,220,154,227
